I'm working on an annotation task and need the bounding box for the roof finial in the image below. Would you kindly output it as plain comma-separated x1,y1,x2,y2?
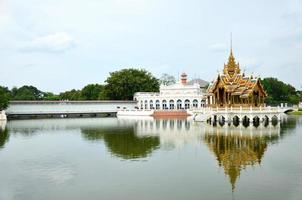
230,32,233,54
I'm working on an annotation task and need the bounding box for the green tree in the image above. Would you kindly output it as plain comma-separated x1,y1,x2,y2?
80,84,105,100
104,68,159,100
159,73,176,86
42,92,60,101
261,77,300,105
59,89,81,100
12,85,43,100
0,86,10,110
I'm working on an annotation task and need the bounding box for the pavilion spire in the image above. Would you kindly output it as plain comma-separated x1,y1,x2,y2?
230,32,233,55
223,33,241,77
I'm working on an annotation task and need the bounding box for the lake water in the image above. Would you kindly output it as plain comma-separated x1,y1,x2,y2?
0,115,302,200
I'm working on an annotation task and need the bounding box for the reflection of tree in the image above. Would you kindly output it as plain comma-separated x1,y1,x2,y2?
81,127,160,159
279,117,297,140
0,128,9,149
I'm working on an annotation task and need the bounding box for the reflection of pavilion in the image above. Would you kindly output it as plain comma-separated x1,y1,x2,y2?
202,122,281,138
203,124,281,191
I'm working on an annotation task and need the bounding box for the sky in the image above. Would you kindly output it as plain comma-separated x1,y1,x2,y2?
0,0,302,93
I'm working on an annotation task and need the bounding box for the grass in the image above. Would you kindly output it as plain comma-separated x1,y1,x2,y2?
288,110,302,115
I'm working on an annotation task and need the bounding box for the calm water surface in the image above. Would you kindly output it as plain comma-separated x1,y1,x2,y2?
0,116,302,200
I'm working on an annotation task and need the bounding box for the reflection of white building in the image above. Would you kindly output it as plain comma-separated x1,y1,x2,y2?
0,120,6,131
117,116,282,150
118,116,204,149
134,73,205,110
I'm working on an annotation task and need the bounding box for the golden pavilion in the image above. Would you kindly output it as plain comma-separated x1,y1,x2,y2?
207,48,267,107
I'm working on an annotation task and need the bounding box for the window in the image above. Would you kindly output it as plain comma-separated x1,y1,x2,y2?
193,99,198,108
177,99,182,109
184,99,190,109
156,100,160,109
162,100,167,109
169,100,175,109
150,100,154,109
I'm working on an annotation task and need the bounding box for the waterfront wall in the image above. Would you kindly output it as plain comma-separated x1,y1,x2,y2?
5,101,137,118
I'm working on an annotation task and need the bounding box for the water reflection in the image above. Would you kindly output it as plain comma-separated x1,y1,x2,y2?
0,120,6,131
0,120,8,149
202,117,296,191
81,127,160,159
0,128,9,149
118,116,203,150
1,116,301,199
2,116,300,194
204,130,270,191
117,116,298,191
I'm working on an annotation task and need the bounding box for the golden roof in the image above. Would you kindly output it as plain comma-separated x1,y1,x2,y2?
207,50,267,98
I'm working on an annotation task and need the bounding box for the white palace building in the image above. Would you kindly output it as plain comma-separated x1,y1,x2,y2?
133,73,206,111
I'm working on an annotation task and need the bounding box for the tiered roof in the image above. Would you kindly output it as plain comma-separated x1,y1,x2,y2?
207,50,266,98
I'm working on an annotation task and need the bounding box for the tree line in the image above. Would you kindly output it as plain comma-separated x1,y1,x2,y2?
0,69,160,110
261,77,301,106
0,69,301,110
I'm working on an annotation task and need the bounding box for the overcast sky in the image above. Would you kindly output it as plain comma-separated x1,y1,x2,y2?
0,0,301,93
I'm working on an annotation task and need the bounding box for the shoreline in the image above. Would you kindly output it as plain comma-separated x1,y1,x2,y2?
288,110,302,115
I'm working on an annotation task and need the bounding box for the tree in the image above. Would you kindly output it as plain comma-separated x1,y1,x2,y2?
81,84,105,100
104,68,159,100
159,73,176,86
0,86,10,110
12,85,43,100
261,77,300,105
42,92,60,101
59,89,81,100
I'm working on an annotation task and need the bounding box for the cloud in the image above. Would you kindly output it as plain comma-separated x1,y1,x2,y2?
20,32,75,53
208,43,227,52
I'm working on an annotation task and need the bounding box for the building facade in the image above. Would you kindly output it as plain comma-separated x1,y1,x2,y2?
206,49,267,107
134,73,205,110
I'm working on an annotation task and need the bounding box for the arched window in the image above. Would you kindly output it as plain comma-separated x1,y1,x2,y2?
184,99,190,109
169,100,175,109
155,100,160,109
177,99,182,109
150,100,154,109
144,100,148,109
140,100,143,109
201,100,205,107
193,99,198,108
162,100,167,109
